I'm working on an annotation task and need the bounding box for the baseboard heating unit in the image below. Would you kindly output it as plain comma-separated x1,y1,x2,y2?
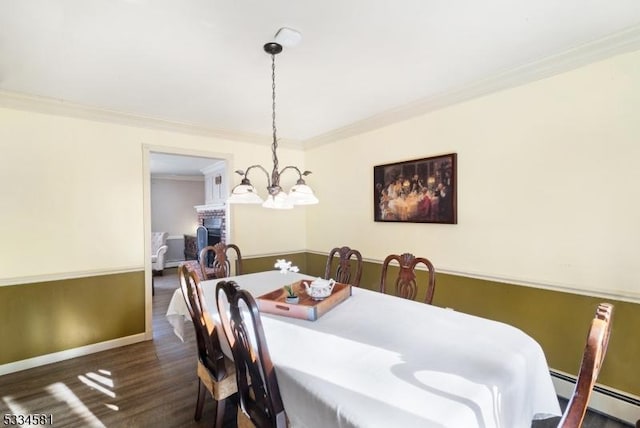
551,369,640,425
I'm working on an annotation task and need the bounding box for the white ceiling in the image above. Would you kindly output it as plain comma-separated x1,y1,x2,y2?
2,0,640,147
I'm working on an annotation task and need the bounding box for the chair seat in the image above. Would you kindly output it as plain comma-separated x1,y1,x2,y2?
236,408,289,428
197,357,237,400
151,255,158,263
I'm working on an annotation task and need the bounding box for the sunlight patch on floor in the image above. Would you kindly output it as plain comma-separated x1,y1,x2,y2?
3,382,106,428
46,382,107,427
85,371,114,389
78,372,115,399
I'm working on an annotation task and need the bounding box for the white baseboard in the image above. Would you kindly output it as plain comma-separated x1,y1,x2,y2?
0,333,148,376
551,369,640,425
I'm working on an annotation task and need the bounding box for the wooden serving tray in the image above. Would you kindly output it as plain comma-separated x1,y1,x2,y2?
256,280,352,321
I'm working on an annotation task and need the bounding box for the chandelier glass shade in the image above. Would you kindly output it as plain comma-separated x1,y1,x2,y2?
228,33,318,209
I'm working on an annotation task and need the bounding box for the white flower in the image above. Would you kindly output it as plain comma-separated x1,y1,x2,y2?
274,259,299,274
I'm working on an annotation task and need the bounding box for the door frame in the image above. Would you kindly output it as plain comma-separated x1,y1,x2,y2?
142,144,233,338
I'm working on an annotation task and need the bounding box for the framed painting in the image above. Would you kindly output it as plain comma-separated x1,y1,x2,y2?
374,153,457,224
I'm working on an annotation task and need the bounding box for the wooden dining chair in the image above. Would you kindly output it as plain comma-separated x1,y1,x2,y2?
558,303,614,428
216,280,287,428
324,246,363,287
179,265,237,428
380,252,436,304
199,242,243,280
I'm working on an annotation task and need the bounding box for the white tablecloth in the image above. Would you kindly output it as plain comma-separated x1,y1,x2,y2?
166,271,561,428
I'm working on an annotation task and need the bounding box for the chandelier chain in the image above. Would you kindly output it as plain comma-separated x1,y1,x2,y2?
227,33,317,207
271,52,279,182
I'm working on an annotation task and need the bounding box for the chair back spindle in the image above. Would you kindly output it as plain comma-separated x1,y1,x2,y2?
199,243,243,280
324,246,363,287
380,253,436,304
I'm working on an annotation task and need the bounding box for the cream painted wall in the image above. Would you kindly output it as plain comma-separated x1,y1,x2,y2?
0,107,307,281
305,50,640,299
2,49,637,296
0,109,145,279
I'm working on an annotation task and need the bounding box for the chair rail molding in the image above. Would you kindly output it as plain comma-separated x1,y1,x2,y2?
304,250,640,304
0,266,143,287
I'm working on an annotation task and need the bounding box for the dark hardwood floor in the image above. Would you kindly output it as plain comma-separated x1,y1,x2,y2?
0,268,229,428
0,268,632,427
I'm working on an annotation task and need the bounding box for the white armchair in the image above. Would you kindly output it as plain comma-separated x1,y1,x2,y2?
151,232,169,275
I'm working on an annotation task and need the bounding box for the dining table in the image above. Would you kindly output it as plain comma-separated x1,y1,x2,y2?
166,270,561,428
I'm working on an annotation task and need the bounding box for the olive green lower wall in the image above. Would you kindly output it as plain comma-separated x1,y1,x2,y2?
17,256,632,396
0,271,145,365
248,252,640,398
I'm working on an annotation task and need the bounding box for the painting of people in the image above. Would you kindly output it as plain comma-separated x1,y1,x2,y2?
374,153,457,224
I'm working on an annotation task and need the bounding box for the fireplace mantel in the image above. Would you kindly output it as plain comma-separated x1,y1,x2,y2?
194,203,226,213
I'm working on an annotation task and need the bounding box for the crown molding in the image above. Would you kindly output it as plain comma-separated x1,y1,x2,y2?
3,24,639,151
150,174,204,181
0,90,304,149
303,24,640,149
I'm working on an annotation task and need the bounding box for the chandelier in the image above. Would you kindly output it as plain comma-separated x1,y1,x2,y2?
227,29,318,210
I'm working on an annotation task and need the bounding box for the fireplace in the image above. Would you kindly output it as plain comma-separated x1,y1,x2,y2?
202,216,222,246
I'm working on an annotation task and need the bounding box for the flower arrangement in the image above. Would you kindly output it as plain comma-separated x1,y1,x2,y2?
274,259,299,274
275,259,300,303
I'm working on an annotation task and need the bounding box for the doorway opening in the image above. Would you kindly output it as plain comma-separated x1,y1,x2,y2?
144,147,232,339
